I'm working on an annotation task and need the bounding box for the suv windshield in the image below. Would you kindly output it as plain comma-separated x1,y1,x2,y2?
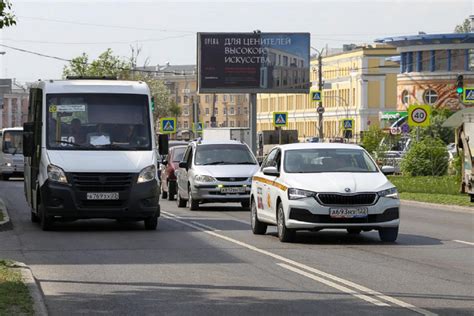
195,144,257,165
2,131,23,154
46,93,151,150
284,148,378,173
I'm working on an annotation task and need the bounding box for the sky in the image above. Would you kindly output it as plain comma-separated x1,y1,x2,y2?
0,0,472,83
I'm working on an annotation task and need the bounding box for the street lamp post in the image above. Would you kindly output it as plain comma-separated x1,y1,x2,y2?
311,47,325,140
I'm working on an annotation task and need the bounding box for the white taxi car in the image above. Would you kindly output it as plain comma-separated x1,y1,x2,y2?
250,143,400,242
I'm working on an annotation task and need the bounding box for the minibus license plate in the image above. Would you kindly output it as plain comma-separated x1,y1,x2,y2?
220,187,245,194
87,193,119,200
329,208,368,218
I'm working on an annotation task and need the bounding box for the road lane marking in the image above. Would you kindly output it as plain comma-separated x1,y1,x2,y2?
277,263,389,307
453,240,474,246
162,211,436,316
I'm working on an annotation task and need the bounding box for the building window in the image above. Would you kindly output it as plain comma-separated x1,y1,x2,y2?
230,121,235,127
205,108,209,116
469,49,474,71
176,96,181,103
184,95,189,104
183,121,189,129
423,89,438,105
237,107,241,115
205,95,210,103
244,107,248,115
230,95,235,103
421,51,430,72
435,51,448,71
223,107,227,115
230,107,235,115
183,107,190,116
452,49,465,71
401,90,410,105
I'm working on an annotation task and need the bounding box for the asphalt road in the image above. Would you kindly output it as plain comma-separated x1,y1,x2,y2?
0,179,473,316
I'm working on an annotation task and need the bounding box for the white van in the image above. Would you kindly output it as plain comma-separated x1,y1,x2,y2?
23,78,165,230
0,127,24,180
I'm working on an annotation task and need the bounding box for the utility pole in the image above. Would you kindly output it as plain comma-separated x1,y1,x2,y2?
318,53,324,140
211,93,217,127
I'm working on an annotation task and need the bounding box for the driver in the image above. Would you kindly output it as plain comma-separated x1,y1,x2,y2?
70,118,86,144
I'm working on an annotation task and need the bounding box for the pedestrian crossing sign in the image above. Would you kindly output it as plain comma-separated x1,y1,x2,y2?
311,90,322,102
160,117,176,134
273,112,288,127
463,88,474,104
193,122,204,133
341,118,354,130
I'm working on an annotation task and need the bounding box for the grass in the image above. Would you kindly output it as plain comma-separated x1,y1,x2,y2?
0,260,34,316
388,175,473,208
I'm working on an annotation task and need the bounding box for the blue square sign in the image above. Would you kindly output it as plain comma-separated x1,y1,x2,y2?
464,88,474,104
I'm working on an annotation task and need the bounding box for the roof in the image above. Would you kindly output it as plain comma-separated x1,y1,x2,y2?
443,108,474,128
193,140,246,146
29,79,150,95
375,33,474,47
136,64,196,75
278,143,364,151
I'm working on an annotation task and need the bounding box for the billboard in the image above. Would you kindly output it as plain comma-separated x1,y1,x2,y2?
197,32,310,94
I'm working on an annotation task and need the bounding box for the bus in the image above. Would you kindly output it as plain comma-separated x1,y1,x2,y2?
0,127,24,180
23,78,167,230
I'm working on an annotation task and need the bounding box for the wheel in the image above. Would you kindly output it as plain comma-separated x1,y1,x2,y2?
379,227,398,242
144,216,158,230
277,203,295,242
251,199,267,235
39,203,53,231
30,209,39,223
1,174,9,181
188,185,199,211
176,189,187,208
161,185,168,199
241,200,250,209
347,228,362,234
167,182,175,201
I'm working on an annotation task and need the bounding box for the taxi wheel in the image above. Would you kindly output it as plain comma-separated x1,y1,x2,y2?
251,199,267,235
379,227,398,242
277,203,295,242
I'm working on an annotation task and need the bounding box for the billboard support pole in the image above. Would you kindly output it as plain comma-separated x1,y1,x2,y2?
250,93,257,155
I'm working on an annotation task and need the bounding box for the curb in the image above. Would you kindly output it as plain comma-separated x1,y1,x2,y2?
12,261,48,316
401,199,474,214
0,198,12,231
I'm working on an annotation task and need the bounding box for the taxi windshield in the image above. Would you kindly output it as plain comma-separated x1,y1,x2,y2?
284,148,378,173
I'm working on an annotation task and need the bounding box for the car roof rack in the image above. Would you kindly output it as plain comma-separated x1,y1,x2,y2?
66,76,117,80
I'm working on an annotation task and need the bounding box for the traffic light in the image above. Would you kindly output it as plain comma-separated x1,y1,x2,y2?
151,96,155,112
456,75,464,95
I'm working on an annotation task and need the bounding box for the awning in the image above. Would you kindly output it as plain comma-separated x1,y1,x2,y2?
443,108,474,128
380,111,407,120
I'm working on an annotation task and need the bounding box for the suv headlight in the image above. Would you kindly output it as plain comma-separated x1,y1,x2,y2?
288,188,317,200
194,174,217,183
47,164,68,184
138,165,157,183
378,187,399,199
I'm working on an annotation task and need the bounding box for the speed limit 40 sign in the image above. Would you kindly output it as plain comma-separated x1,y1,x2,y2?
408,105,431,127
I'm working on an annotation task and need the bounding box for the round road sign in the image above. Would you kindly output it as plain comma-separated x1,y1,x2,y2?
410,108,427,124
317,106,325,114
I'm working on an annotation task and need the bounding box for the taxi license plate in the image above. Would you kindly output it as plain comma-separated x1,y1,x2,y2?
86,192,119,200
329,208,368,218
220,187,245,194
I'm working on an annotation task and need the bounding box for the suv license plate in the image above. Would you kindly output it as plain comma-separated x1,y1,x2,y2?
329,208,368,218
87,192,119,200
220,187,245,194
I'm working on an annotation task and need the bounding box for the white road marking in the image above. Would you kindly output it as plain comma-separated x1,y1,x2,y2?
162,211,436,316
277,263,389,307
453,240,474,246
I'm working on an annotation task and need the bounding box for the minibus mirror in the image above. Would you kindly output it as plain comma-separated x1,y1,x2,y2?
158,134,169,156
23,122,34,157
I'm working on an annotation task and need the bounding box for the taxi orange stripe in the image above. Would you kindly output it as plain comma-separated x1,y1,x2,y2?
253,176,288,191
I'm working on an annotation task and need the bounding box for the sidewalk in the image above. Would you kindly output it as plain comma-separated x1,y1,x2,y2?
401,199,473,214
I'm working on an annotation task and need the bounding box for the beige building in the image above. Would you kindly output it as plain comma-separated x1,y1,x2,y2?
257,44,399,141
144,64,249,136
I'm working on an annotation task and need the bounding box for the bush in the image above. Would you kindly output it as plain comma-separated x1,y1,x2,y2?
401,137,449,176
361,125,385,155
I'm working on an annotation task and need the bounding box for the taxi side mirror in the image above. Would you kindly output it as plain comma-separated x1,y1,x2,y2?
263,166,280,177
381,165,395,175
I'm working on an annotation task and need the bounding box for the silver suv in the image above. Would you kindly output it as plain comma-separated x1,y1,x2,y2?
176,140,260,210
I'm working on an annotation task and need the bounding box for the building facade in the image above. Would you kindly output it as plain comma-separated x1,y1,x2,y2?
142,64,250,137
375,33,474,112
257,45,399,141
0,79,29,129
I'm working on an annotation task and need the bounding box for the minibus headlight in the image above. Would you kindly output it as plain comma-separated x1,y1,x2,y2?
47,165,68,184
138,165,157,183
194,174,216,183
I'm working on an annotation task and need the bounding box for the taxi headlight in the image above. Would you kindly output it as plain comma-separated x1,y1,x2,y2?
47,164,68,184
378,187,399,199
288,188,317,200
194,174,217,183
138,165,157,183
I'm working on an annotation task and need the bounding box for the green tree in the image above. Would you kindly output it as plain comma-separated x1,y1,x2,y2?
0,1,16,29
169,100,182,121
62,49,175,124
454,18,471,33
401,137,449,176
361,125,385,156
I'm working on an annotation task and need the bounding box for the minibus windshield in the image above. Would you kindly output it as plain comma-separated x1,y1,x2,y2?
46,93,151,151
